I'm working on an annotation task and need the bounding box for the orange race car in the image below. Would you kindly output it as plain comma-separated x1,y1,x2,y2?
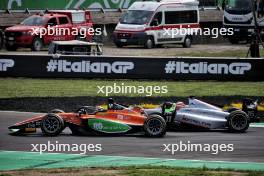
8,98,167,137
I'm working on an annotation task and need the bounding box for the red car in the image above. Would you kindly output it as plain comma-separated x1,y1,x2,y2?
5,10,93,51
9,98,167,137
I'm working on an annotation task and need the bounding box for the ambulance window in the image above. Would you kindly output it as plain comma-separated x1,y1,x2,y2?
165,10,197,24
151,12,162,26
120,10,153,25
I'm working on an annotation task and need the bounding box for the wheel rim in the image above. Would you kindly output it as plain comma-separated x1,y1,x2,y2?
43,116,60,133
34,40,42,51
147,118,163,135
231,115,247,130
146,39,153,49
185,38,191,47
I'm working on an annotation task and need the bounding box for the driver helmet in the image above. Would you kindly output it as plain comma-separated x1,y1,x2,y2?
108,98,115,109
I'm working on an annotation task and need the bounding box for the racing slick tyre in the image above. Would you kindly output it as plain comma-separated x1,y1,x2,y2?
50,109,65,113
227,110,249,133
144,36,154,49
183,36,192,48
144,114,166,137
31,37,43,51
41,114,65,136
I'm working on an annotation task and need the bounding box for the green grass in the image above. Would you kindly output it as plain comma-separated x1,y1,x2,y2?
0,78,263,98
1,166,264,176
176,49,264,57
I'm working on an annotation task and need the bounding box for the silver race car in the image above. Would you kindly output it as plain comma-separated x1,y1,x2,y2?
145,97,257,133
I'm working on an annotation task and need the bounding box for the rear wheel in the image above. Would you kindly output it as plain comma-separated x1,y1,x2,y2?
144,115,166,137
227,110,249,133
41,114,65,136
183,36,192,48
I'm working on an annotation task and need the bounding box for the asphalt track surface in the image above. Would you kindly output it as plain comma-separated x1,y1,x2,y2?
0,111,263,163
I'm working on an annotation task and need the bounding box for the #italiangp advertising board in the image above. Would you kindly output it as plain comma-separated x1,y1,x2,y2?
0,54,263,81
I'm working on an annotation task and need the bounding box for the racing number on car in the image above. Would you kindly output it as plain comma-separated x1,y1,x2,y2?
247,111,255,118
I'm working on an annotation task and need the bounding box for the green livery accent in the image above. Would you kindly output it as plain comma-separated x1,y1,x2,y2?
164,103,176,113
88,118,131,133
0,0,138,10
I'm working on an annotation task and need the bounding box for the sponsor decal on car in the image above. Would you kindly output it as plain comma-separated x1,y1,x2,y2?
88,118,131,133
182,116,211,128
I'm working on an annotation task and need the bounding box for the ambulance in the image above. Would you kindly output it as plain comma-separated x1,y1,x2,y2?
113,0,200,48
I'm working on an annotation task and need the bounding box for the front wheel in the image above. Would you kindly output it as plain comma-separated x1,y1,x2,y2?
227,110,249,133
144,115,166,137
31,37,43,51
41,114,65,136
144,37,154,49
